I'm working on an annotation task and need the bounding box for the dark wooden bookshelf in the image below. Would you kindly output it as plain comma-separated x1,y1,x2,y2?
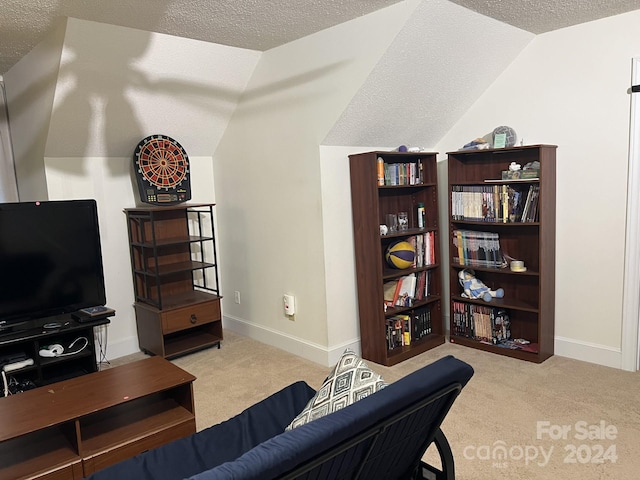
447,145,556,363
349,151,445,366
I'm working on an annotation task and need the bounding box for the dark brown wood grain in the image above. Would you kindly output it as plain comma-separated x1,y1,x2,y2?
125,204,223,358
0,356,196,479
446,145,556,363
349,151,445,366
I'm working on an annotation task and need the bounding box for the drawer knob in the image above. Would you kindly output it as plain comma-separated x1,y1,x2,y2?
190,314,197,324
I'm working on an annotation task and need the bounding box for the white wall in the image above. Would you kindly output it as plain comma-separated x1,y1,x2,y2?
0,81,18,202
5,19,260,359
47,19,260,158
319,145,396,363
324,0,534,148
435,10,640,368
3,18,67,201
216,1,420,365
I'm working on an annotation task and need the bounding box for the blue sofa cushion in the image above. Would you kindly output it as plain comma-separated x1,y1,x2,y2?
286,349,386,430
189,355,474,480
86,380,315,480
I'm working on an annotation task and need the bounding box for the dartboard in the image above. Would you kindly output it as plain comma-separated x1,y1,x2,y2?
133,134,191,205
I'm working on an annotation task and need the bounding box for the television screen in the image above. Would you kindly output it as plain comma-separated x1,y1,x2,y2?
0,199,106,326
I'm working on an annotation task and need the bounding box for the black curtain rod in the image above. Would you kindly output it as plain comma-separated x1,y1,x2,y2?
633,85,640,93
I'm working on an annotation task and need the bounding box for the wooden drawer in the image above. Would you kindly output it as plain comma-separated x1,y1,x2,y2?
161,299,221,334
82,418,195,476
33,461,84,480
2,460,83,480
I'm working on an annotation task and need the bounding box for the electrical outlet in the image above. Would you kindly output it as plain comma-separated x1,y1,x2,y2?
283,294,295,316
234,291,241,304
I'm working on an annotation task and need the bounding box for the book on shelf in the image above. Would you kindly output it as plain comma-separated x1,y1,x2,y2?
451,301,511,345
415,234,423,267
402,316,411,346
384,269,433,311
385,307,433,350
522,185,540,222
413,307,432,340
386,313,420,349
452,229,506,269
395,273,417,307
414,270,431,301
383,280,402,308
404,232,435,268
386,316,406,349
451,183,539,223
382,162,422,186
407,235,418,268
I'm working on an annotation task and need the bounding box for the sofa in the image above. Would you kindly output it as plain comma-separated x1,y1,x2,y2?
87,354,474,480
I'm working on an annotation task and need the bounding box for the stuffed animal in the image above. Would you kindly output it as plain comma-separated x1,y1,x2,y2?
458,268,504,302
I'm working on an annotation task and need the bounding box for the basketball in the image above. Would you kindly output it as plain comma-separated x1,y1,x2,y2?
385,241,415,269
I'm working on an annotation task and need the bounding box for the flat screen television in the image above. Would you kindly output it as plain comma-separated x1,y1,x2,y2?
0,199,106,330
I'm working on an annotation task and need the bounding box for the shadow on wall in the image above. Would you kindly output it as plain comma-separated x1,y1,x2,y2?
0,81,18,202
47,10,160,177
7,3,353,201
5,6,165,199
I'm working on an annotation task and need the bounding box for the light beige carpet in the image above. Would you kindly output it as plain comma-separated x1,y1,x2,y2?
112,331,640,479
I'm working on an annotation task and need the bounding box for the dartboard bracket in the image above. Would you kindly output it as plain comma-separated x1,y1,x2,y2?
133,134,192,205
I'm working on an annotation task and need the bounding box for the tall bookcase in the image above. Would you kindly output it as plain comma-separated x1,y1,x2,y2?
349,151,445,366
447,145,556,363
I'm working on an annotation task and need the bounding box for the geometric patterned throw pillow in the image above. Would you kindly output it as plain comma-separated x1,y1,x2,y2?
286,349,387,430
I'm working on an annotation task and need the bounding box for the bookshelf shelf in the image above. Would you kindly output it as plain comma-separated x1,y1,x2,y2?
450,295,539,313
349,151,445,366
449,335,541,360
451,264,539,277
382,263,439,280
447,145,556,363
384,295,441,316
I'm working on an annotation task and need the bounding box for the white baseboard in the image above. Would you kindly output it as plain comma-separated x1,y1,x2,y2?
448,312,623,370
95,326,141,361
223,315,360,367
96,317,623,371
554,336,622,369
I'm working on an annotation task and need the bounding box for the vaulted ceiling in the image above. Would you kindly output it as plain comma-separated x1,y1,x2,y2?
2,0,640,76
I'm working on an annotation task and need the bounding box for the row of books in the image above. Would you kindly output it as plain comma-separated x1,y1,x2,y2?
383,271,432,309
452,229,507,269
386,308,433,349
451,301,511,344
379,158,424,186
406,232,436,268
451,184,540,223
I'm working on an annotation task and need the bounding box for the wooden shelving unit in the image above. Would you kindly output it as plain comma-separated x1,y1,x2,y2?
125,204,222,359
0,356,195,479
349,151,445,366
447,145,556,363
0,315,111,393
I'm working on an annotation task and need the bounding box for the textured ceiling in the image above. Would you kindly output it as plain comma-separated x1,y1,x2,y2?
2,0,640,76
448,0,640,34
0,0,403,76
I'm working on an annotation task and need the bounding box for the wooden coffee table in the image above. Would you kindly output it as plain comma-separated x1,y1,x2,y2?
0,356,196,479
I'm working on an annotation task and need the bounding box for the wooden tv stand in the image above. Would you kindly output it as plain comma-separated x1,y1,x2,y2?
0,356,196,479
